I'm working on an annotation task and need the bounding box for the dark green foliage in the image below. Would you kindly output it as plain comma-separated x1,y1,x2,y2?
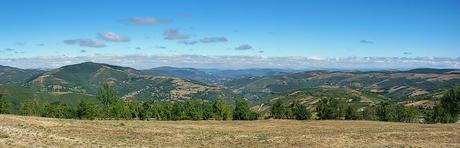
0,94,11,114
425,105,456,123
42,103,58,118
316,98,346,120
271,99,287,119
440,86,460,119
402,106,419,123
76,100,98,120
233,99,258,120
184,100,204,120
363,102,419,122
376,102,398,121
213,99,232,120
345,104,359,120
96,83,119,108
423,86,460,123
56,103,75,119
171,102,185,120
291,100,310,120
202,101,213,120
362,105,378,120
20,98,41,116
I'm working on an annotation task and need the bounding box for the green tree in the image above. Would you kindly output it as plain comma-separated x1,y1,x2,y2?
316,98,346,120
271,99,286,119
402,106,419,123
425,105,456,123
171,102,185,120
20,98,41,116
376,102,397,121
56,103,75,119
202,101,213,120
76,100,97,120
213,99,231,120
345,104,359,120
184,100,204,120
0,94,11,114
42,102,58,118
233,99,253,120
291,100,310,120
362,105,378,120
440,86,460,121
96,83,119,108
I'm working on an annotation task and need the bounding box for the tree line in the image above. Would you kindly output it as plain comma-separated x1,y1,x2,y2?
0,84,458,123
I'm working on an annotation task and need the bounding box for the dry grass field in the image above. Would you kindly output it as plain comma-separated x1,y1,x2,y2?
0,114,459,147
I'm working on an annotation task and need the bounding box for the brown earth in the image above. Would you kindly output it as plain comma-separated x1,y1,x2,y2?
0,114,459,147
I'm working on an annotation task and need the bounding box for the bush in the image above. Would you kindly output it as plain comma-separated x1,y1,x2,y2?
233,99,258,120
291,101,310,120
0,94,11,114
345,104,359,120
20,98,41,116
316,98,346,120
76,100,98,120
271,99,286,119
362,105,378,120
213,99,232,120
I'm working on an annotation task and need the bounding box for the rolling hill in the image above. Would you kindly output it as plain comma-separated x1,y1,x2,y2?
224,70,460,104
23,62,236,102
1,62,459,109
0,65,42,84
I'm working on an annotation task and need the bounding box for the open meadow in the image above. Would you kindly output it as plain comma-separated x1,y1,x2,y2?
0,114,459,147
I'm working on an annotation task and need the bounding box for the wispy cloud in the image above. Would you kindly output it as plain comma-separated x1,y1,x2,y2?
360,40,374,44
98,32,130,42
4,48,15,52
179,41,198,45
63,39,107,48
155,46,167,49
235,44,253,50
120,17,171,26
200,37,228,43
163,29,189,40
403,52,412,55
15,42,26,46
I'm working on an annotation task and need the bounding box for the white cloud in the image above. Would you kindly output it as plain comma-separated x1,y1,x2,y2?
200,37,228,43
163,29,189,40
120,17,171,26
64,39,106,48
1,55,459,70
235,44,253,50
98,32,130,42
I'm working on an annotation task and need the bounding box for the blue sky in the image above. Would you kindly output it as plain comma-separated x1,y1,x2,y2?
0,0,459,69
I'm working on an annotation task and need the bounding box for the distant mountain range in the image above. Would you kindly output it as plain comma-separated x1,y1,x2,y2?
142,66,299,84
1,63,459,109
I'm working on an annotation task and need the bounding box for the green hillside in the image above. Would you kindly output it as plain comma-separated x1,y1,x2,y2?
224,71,460,103
0,84,96,112
24,62,235,102
0,65,42,84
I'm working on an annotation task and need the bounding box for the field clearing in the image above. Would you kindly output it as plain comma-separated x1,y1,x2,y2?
0,115,459,147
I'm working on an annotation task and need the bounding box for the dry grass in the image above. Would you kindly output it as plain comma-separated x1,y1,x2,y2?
0,114,459,147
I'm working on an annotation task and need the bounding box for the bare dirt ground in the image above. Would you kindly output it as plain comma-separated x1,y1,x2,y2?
0,114,459,147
